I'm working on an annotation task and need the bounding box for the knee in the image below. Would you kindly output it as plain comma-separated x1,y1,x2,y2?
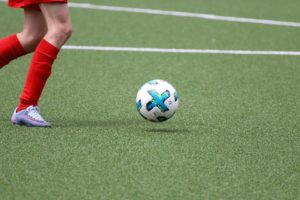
49,24,72,43
63,25,73,40
19,30,46,52
27,33,44,46
58,25,72,40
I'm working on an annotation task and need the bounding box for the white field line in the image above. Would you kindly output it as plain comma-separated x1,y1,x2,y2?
67,2,300,28
62,45,300,56
1,0,299,55
0,0,300,27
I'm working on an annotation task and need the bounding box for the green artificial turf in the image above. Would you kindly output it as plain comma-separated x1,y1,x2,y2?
0,0,300,199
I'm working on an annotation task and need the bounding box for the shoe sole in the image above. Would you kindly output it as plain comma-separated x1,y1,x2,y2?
12,121,51,128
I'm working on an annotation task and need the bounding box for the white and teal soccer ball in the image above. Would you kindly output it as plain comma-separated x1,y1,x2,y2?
136,80,179,122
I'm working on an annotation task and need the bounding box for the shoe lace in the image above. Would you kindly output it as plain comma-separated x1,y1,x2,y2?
27,107,45,121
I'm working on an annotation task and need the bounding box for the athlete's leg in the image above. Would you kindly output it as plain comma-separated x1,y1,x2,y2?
0,7,46,69
17,6,47,52
16,3,72,114
39,3,72,48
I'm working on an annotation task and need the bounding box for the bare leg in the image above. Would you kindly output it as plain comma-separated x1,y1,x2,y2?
17,7,47,53
39,3,72,48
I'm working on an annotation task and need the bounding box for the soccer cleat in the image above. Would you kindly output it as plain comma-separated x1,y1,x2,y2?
11,106,51,127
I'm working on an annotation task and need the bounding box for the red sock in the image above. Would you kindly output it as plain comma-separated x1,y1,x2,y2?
0,34,26,68
17,39,59,112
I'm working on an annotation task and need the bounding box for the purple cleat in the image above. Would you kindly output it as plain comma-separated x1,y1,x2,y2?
11,106,51,127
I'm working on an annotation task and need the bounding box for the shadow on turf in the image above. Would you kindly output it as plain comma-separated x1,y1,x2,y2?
144,128,190,133
53,118,142,128
52,119,190,133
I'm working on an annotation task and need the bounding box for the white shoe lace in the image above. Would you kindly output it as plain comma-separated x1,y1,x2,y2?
27,106,45,122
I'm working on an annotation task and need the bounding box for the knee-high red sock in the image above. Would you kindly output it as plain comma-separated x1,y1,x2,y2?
17,39,59,112
0,34,26,68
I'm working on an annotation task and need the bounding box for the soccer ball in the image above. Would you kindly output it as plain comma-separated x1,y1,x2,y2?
136,79,179,122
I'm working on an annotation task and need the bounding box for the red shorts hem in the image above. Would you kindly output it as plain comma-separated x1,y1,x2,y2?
8,0,68,8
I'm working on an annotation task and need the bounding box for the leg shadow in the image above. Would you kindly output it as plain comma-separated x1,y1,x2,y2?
53,118,141,128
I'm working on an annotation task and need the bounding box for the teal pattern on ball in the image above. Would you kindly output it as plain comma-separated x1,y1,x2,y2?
147,80,159,85
136,99,142,111
146,90,170,112
174,91,179,102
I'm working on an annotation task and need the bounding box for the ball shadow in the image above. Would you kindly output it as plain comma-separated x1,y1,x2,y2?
144,128,191,133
